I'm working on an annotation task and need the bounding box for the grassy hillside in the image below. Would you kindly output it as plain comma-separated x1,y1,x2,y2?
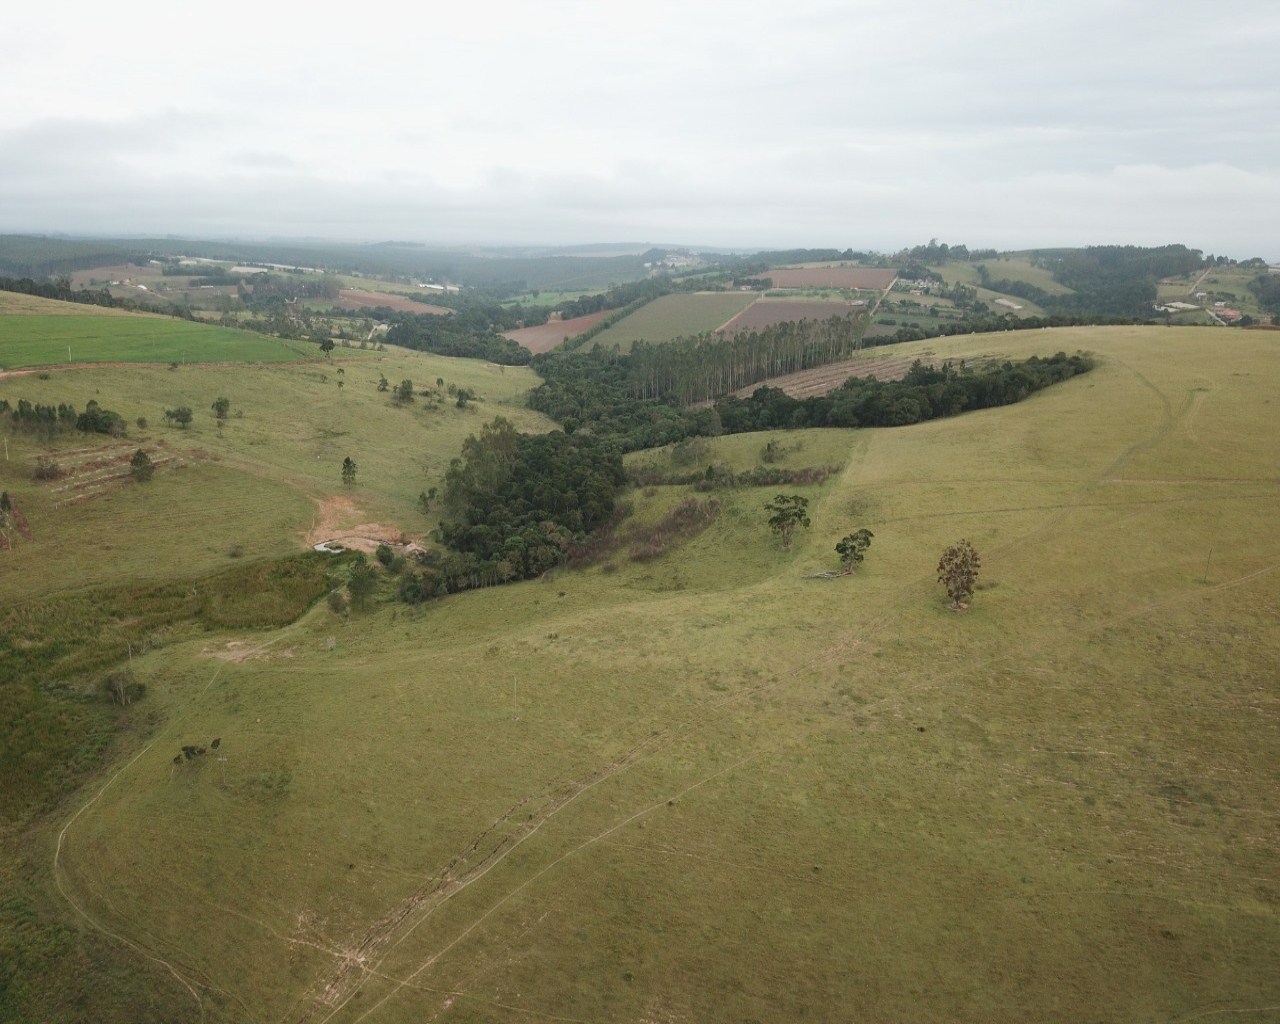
0,314,310,369
0,347,551,603
12,325,1274,1022
944,255,1075,296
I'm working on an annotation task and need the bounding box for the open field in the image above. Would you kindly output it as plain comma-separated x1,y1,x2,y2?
0,345,552,603
335,289,451,315
0,291,155,317
586,292,758,351
0,315,311,369
764,266,897,290
943,256,1075,296
719,298,866,335
14,324,1277,1022
503,310,612,352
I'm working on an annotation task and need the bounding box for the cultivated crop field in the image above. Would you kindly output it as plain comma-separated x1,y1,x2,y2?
584,292,757,351
719,298,865,335
503,310,612,352
764,266,897,290
334,289,451,315
0,315,310,369
17,324,1277,1023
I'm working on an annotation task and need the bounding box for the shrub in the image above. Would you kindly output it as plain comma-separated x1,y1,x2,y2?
32,456,63,481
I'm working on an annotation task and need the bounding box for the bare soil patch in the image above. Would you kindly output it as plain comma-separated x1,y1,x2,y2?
720,300,865,336
765,267,897,290
504,311,612,353
336,290,451,315
305,494,413,553
204,640,296,663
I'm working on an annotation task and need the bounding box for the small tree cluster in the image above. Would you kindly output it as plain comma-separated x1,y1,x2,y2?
163,406,193,428
172,737,219,764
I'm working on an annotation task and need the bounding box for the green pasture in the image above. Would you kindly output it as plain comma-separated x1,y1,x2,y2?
585,292,757,351
0,315,310,369
939,256,1074,296
0,345,551,604
17,325,1276,1022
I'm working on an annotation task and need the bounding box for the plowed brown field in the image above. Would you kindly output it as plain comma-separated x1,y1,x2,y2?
719,300,865,336
765,267,897,290
503,311,612,353
336,289,451,315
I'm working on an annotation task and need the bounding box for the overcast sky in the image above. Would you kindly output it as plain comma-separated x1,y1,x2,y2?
4,0,1278,256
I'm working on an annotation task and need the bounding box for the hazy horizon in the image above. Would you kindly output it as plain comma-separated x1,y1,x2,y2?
4,0,1278,261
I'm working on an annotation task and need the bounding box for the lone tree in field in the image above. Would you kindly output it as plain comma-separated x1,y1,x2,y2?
341,456,357,487
319,335,335,358
937,539,980,609
211,396,230,420
765,494,811,550
346,553,379,610
835,528,874,574
130,449,155,482
164,406,193,428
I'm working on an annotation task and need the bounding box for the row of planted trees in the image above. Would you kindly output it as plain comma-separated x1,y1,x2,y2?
624,312,866,405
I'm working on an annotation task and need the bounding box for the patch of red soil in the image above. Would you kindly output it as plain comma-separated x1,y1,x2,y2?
336,289,451,315
503,311,613,353
305,494,413,553
719,300,865,336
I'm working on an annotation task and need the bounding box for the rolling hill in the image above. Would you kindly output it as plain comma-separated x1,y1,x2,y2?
1,315,1275,1022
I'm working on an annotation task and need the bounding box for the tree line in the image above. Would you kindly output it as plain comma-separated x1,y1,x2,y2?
527,346,1093,452
2,398,127,437
713,353,1094,432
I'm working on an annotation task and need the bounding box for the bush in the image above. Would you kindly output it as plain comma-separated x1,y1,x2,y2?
326,590,348,615
32,456,62,481
130,449,155,482
374,543,393,567
100,670,146,706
